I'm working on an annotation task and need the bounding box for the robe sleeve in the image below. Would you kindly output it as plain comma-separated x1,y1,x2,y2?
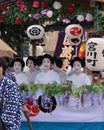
1,81,22,130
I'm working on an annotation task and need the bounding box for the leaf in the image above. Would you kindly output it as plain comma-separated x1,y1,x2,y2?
18,82,104,99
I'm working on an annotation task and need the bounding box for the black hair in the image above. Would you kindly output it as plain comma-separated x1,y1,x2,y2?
54,56,63,68
11,57,25,69
34,56,42,66
3,56,12,68
40,54,54,65
70,57,85,68
0,57,7,75
3,56,9,64
26,56,35,66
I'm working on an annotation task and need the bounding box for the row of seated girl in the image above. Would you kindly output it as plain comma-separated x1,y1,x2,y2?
9,54,91,87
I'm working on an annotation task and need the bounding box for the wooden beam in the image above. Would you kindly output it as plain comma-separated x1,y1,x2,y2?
94,0,104,2
0,0,16,6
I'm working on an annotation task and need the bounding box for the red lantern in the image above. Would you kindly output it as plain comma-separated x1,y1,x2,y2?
65,24,83,46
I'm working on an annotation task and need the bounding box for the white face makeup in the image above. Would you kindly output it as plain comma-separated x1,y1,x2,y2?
13,61,22,73
27,60,35,70
73,61,82,74
42,58,51,71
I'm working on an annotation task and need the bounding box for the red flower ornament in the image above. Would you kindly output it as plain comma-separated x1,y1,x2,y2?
0,16,4,23
67,6,75,13
33,1,40,8
0,5,7,11
15,17,23,24
5,13,9,17
16,0,24,8
42,1,48,8
20,5,27,12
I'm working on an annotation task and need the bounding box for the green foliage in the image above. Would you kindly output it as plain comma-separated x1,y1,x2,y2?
19,81,104,99
0,0,97,49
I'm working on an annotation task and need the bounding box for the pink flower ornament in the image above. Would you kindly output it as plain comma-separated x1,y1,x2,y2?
53,1,62,10
16,0,24,8
63,19,70,24
77,15,84,22
47,10,53,18
33,13,40,20
33,1,40,8
20,5,27,12
41,9,48,15
85,13,93,22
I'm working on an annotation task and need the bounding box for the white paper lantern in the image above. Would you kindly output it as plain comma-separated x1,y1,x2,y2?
86,38,104,71
26,25,45,40
65,24,83,38
36,35,49,45
65,24,83,46
66,37,81,46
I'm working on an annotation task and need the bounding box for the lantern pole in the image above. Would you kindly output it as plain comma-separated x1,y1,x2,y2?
31,40,36,56
32,42,36,56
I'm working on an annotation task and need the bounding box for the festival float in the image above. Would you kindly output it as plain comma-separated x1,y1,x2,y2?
20,36,104,128
21,19,104,130
0,0,104,130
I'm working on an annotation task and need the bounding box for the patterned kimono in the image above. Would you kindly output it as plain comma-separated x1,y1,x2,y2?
0,76,22,130
5,69,16,83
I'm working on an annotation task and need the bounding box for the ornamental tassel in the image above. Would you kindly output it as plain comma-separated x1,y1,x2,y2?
96,92,101,105
63,91,69,107
90,92,95,106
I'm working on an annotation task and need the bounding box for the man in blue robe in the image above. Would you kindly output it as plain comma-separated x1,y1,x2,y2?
0,57,22,130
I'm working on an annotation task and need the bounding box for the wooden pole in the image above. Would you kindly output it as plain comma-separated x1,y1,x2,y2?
31,40,36,56
23,111,33,130
26,116,33,130
32,43,36,56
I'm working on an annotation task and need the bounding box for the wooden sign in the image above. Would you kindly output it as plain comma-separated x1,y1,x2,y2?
0,0,16,6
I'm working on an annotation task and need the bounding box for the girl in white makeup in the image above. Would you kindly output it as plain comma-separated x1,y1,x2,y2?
67,57,91,87
66,57,91,110
34,54,60,85
52,56,66,85
34,54,60,99
25,56,39,84
33,54,60,115
11,57,29,85
60,56,104,122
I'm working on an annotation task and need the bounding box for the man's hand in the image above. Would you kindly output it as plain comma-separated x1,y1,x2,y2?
22,105,30,118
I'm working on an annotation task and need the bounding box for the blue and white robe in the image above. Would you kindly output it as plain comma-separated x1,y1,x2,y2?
0,76,22,130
